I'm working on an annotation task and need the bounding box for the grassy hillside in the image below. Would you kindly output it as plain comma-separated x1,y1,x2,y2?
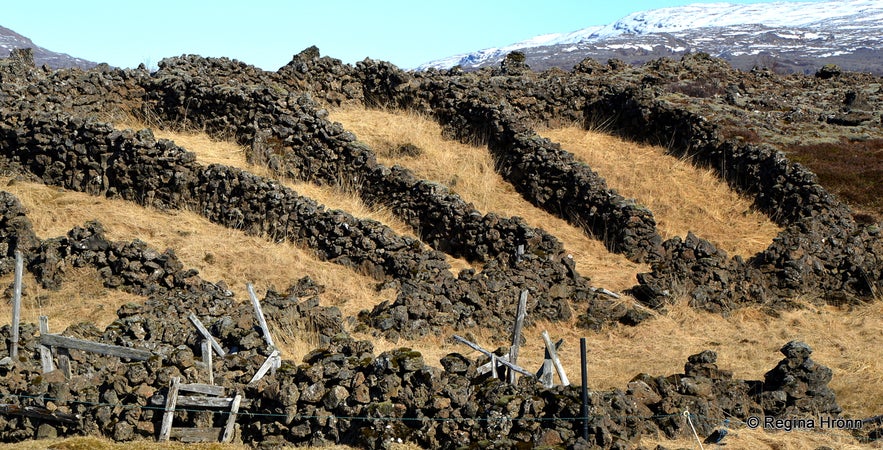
1,109,879,449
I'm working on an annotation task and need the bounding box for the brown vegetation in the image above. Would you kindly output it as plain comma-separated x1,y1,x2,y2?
785,138,883,223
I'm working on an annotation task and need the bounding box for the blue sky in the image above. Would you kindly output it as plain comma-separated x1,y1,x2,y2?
4,0,822,70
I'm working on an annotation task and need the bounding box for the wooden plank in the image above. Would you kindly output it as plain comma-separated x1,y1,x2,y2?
169,427,221,443
452,335,533,377
158,377,181,442
40,334,152,361
542,331,569,386
221,394,242,443
38,316,55,373
10,250,22,359
179,383,225,396
248,350,281,384
176,396,237,408
188,313,226,357
508,290,528,384
58,355,72,379
201,340,213,385
247,283,276,350
158,395,250,408
155,394,251,409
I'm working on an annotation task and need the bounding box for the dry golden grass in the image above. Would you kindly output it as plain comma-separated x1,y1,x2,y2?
0,268,144,331
328,107,646,292
540,126,783,258
0,436,249,450
0,177,395,362
640,427,873,450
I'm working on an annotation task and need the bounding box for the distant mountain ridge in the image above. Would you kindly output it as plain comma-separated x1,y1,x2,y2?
1,25,96,69
417,0,883,75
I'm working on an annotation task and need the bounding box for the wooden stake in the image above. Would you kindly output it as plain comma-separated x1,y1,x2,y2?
538,360,554,388
38,316,55,373
478,354,509,376
508,290,528,384
201,339,213,385
158,377,181,442
10,250,23,359
221,394,242,443
58,355,72,379
542,331,569,386
0,404,79,424
246,283,276,350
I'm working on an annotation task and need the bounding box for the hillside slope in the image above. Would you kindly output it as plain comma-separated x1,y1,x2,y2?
0,50,881,448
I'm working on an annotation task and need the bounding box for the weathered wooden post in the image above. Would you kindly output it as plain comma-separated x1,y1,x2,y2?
58,354,72,379
158,377,182,442
39,316,55,373
542,330,569,386
247,283,276,350
201,339,213,385
508,290,528,384
10,250,23,360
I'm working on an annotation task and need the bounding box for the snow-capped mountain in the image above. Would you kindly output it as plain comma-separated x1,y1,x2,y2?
1,25,96,69
418,0,883,74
